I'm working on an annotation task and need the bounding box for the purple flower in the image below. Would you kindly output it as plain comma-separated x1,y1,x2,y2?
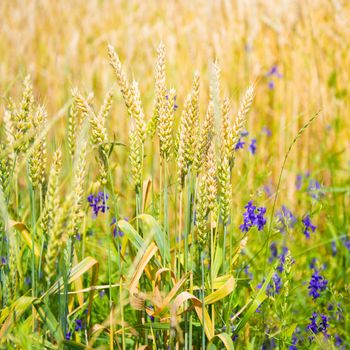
99,289,106,298
289,330,299,350
308,270,328,299
268,65,278,75
309,258,317,270
275,206,296,233
271,273,282,294
308,179,324,200
264,184,273,198
258,273,282,296
244,265,253,280
25,276,31,286
75,319,83,331
235,139,245,150
307,312,318,334
335,334,343,347
87,192,109,218
65,331,72,341
331,241,337,256
262,127,272,137
268,80,275,90
296,174,303,190
342,238,350,250
249,138,257,155
1,257,6,265
240,201,267,232
307,312,330,338
240,130,249,137
277,246,289,273
269,242,278,262
302,215,316,239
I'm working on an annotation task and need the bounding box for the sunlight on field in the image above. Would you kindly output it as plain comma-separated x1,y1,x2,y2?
0,1,349,349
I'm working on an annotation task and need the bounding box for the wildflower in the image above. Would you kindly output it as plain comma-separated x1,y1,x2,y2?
87,192,109,217
308,179,324,200
307,312,330,338
308,270,328,299
99,289,106,298
302,215,316,239
65,331,72,341
262,126,272,137
264,184,273,198
249,138,257,154
76,233,82,241
268,80,275,90
289,330,299,350
296,174,303,190
331,241,337,256
25,276,31,286
240,201,267,232
75,319,83,331
307,312,318,334
271,273,282,294
335,334,343,347
244,264,253,280
342,238,350,250
1,257,6,265
269,242,278,262
309,258,317,270
275,206,296,233
235,139,245,150
277,246,289,273
267,65,282,78
240,130,249,137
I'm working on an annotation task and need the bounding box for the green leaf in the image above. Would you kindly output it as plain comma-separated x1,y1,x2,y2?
234,264,276,334
118,219,145,250
207,332,235,350
138,214,170,265
34,301,63,342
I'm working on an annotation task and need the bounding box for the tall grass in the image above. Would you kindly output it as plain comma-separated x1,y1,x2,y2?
0,1,350,349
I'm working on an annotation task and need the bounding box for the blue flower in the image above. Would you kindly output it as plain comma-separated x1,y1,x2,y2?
308,270,328,299
75,319,83,331
277,246,289,273
289,330,299,350
342,238,350,250
331,241,337,256
249,138,257,155
269,242,278,262
296,174,303,190
268,80,275,90
244,265,253,280
262,126,272,137
1,256,6,265
87,192,109,217
275,206,296,233
240,201,267,232
307,312,330,339
309,258,317,270
302,215,316,239
99,289,106,298
267,65,282,78
65,331,72,341
235,139,245,150
335,334,343,347
308,179,324,200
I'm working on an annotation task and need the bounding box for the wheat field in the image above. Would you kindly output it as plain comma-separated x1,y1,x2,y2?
0,1,350,349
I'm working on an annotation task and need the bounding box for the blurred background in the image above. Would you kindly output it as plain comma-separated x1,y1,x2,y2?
1,0,349,209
